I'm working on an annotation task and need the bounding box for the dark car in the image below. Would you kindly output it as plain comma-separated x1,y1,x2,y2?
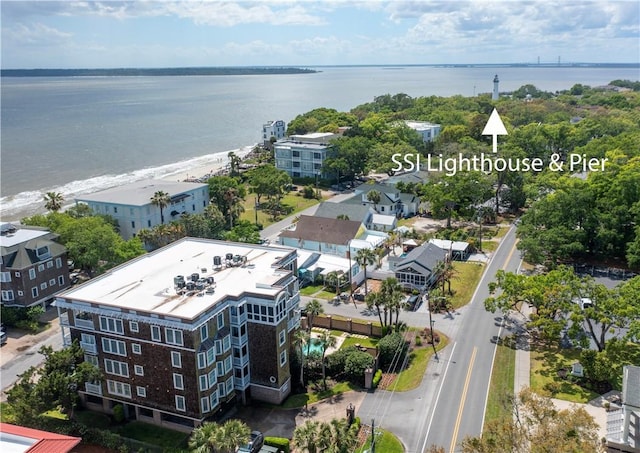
238,431,264,453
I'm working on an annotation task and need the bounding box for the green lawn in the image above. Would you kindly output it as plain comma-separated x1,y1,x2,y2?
530,346,599,403
483,341,516,427
280,382,358,409
478,240,498,253
341,335,379,349
389,334,448,392
300,285,324,296
112,421,189,450
356,428,404,453
240,191,323,227
448,262,485,309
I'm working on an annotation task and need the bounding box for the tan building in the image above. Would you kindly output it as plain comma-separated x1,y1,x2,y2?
55,238,300,431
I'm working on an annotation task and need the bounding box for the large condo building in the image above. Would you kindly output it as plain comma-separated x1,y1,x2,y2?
262,120,286,147
55,239,300,431
75,180,210,240
274,132,337,179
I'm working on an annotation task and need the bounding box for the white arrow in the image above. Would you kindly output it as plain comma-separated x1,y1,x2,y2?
482,108,508,153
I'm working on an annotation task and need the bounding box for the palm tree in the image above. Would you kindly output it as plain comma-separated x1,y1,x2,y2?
294,329,310,388
223,187,244,229
150,190,171,224
228,151,241,177
365,291,385,327
305,299,324,333
43,191,64,212
318,331,337,390
189,420,250,453
293,420,321,453
355,248,377,297
381,277,405,327
366,189,381,212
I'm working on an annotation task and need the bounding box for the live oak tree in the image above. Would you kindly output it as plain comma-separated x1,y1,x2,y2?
246,164,291,206
461,388,602,453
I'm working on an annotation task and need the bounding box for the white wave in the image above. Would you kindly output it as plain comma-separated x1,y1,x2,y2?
0,145,256,222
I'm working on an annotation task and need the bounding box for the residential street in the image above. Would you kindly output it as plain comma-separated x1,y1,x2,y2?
314,225,521,452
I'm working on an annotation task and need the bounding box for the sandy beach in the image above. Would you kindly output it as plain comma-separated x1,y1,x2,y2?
161,146,256,184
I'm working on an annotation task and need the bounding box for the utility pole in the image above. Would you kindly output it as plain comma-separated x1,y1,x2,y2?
370,418,376,453
427,291,439,360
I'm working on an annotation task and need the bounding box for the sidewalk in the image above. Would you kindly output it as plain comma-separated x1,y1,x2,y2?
511,304,609,439
0,307,61,367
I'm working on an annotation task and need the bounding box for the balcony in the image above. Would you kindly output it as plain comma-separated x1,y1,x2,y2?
287,292,300,310
230,312,247,326
85,382,102,395
63,333,72,346
74,317,95,330
231,333,248,347
233,354,249,369
288,314,301,332
234,374,251,390
59,312,70,326
80,341,97,354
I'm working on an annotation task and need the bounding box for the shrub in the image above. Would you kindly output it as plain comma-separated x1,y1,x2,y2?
112,404,125,423
415,335,422,347
265,436,290,453
344,349,375,383
301,185,316,199
372,369,383,388
377,332,408,369
352,416,361,430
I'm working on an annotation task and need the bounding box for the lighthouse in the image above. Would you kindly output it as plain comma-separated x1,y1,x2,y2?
492,74,499,100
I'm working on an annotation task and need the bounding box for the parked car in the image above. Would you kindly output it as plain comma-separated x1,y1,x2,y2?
238,431,264,453
0,331,7,346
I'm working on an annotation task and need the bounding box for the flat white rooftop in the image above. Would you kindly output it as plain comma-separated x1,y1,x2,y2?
0,224,50,248
75,180,208,206
58,239,296,320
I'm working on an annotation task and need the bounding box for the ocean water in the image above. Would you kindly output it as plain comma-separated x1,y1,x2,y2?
1,65,638,220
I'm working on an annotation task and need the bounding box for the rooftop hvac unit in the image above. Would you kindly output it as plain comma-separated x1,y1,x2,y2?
191,273,199,282
174,275,185,288
225,253,234,261
213,256,222,268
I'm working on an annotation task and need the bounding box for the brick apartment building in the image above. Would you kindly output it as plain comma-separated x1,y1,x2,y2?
54,238,300,431
1,223,70,308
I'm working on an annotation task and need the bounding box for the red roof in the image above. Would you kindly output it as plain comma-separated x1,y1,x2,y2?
0,423,82,453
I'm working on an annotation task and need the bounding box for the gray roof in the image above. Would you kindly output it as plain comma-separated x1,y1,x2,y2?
279,215,361,246
395,243,445,276
75,180,208,206
386,171,430,185
1,226,66,270
314,202,372,223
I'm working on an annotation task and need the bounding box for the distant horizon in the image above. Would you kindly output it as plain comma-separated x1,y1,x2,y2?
3,62,639,71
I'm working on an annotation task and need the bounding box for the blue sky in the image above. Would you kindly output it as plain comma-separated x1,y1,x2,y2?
2,1,639,68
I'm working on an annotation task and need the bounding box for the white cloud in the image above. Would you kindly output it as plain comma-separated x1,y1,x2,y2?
3,22,73,47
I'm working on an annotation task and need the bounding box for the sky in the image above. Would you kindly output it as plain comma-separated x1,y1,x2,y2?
1,0,639,69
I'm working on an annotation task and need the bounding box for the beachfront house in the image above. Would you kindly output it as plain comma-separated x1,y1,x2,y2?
0,223,70,309
75,180,209,240
262,120,286,148
274,132,337,179
54,238,301,431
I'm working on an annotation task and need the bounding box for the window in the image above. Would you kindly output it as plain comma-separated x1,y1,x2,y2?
47,261,53,269
215,340,222,355
38,264,45,272
223,335,231,352
132,343,142,355
226,377,234,395
84,355,98,367
200,324,208,342
217,362,224,377
29,269,36,280
175,395,186,412
151,325,161,342
131,221,135,228
280,350,287,367
0,272,10,282
102,338,126,356
171,351,182,368
210,392,219,409
58,275,65,286
173,373,184,390
107,380,131,398
36,246,50,259
197,352,206,369
55,257,62,268
31,287,38,298
279,330,286,346
17,291,23,296
49,278,56,286
40,282,47,290
137,386,146,397
129,321,139,333
1,290,14,301
199,375,208,391
165,328,183,346
201,396,210,413
147,220,151,227
113,207,118,213
99,316,124,334
134,365,144,376
15,271,21,277
218,382,225,398
224,356,232,373
104,359,129,377
217,312,224,329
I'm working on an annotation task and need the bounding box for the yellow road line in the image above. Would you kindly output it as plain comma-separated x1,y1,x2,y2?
449,347,477,453
502,239,518,270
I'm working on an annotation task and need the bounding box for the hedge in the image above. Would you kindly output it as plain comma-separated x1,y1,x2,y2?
265,436,290,453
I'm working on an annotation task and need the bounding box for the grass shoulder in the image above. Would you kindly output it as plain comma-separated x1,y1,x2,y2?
483,340,516,427
448,261,485,310
356,428,404,453
388,332,449,392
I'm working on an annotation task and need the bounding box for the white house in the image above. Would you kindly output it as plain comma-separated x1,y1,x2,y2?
405,120,441,143
75,180,210,240
262,120,286,147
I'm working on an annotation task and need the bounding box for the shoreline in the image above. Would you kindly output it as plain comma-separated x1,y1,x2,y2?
1,145,259,223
